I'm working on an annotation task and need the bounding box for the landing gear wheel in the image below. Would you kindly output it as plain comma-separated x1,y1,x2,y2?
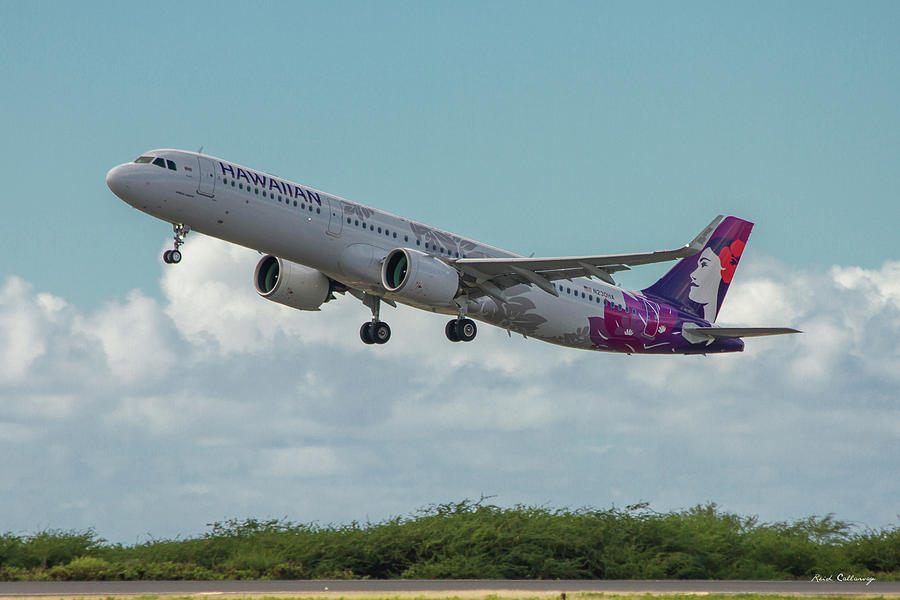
372,321,391,344
361,321,390,345
445,319,461,342
163,223,190,265
360,322,375,345
457,318,477,342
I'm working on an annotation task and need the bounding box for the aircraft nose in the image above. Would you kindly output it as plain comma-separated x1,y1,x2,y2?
106,164,130,199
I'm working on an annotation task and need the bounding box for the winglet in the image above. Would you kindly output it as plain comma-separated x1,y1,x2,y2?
686,215,725,254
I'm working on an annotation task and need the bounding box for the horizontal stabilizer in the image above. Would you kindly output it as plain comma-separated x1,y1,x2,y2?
690,327,802,339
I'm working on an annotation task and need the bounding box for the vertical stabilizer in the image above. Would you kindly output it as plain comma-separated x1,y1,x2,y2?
642,216,753,323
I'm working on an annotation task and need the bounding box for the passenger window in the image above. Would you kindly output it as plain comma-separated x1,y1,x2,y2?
293,201,297,207
152,157,166,168
166,160,176,171
134,156,152,163
239,183,243,189
404,235,408,242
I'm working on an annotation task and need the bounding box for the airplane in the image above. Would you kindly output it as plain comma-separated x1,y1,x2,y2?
106,149,799,355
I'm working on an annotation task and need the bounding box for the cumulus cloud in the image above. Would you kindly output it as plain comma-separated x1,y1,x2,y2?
0,236,897,541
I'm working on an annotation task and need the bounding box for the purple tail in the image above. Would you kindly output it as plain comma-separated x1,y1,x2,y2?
642,216,753,323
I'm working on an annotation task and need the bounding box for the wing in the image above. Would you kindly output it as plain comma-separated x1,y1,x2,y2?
450,215,724,302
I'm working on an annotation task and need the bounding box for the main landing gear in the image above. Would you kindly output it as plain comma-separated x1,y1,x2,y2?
356,294,477,346
445,298,477,342
360,294,391,345
445,317,477,342
163,223,190,264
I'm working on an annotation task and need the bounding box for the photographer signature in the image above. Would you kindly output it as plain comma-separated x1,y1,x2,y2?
811,573,876,586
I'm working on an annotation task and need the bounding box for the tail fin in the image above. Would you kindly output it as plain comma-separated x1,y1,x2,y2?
642,216,753,323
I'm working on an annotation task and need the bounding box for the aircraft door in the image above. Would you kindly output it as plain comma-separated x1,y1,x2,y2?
326,196,343,236
197,156,216,197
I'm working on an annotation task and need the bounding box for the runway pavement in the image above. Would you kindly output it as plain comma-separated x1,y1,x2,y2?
0,579,897,597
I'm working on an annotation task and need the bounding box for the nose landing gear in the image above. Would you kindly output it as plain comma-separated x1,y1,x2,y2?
163,223,190,264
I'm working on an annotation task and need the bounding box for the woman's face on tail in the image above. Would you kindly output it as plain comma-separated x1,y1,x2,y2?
689,247,721,306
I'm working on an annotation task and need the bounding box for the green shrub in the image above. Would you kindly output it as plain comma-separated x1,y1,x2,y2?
2,502,899,580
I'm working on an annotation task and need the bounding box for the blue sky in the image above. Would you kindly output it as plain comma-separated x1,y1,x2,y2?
1,1,899,543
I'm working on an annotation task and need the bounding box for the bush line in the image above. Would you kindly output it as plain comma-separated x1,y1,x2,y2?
2,501,898,581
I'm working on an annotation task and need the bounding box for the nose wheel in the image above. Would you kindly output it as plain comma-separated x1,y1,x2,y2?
163,223,190,264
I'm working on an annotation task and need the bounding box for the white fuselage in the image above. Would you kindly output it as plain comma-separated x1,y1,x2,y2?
106,149,710,354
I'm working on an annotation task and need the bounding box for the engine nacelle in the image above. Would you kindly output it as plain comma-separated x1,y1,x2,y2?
254,255,331,311
381,248,460,307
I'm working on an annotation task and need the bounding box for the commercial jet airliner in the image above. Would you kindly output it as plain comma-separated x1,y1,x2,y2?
106,150,799,354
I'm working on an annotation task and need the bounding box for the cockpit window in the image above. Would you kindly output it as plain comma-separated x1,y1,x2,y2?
152,157,167,168
134,156,153,163
166,159,176,171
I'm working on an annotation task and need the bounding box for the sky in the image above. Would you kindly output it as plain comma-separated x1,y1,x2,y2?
1,1,898,543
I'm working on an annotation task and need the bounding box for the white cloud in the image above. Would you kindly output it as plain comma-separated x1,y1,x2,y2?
259,446,341,478
0,243,898,541
0,277,52,384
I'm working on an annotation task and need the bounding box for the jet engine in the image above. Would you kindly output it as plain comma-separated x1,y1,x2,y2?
381,248,460,306
254,255,331,311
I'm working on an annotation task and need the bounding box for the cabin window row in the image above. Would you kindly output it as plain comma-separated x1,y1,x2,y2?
555,284,634,310
220,175,469,259
342,218,466,258
556,284,602,304
222,177,321,214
